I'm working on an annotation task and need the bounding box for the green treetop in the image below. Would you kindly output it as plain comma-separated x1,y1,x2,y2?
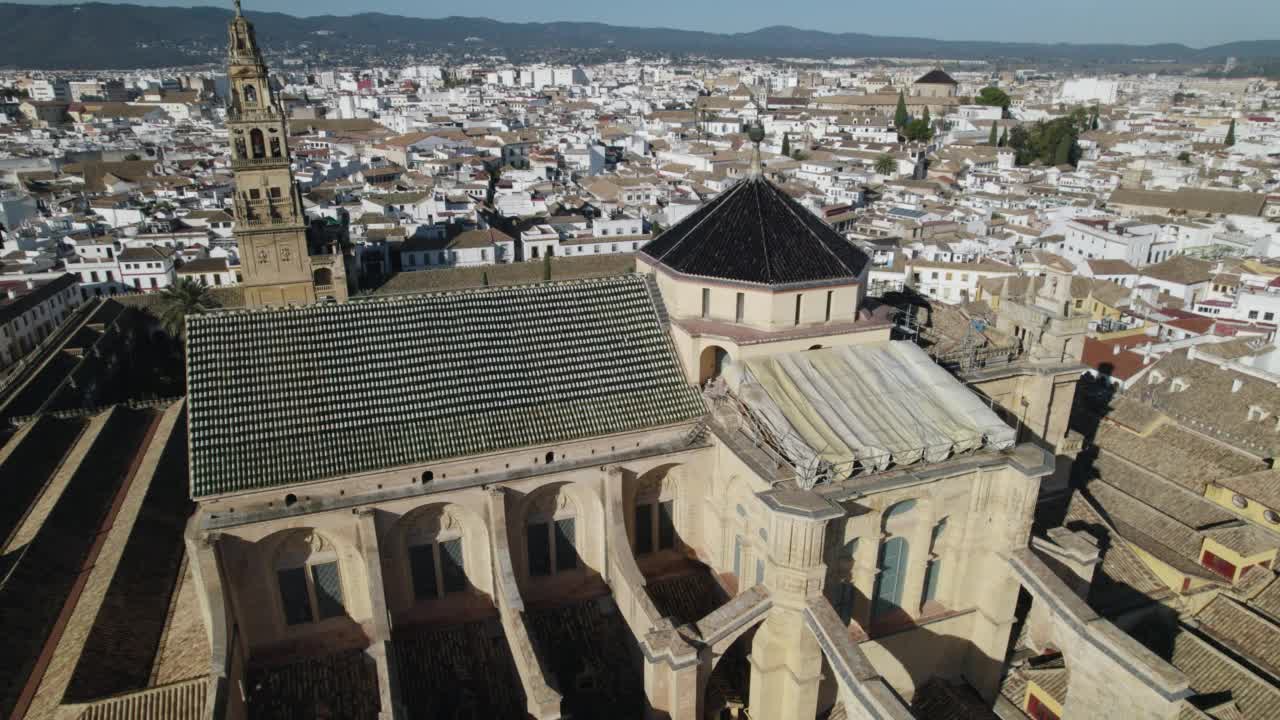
1225,118,1236,147
894,91,909,129
988,122,999,145
1053,133,1073,166
975,86,1011,110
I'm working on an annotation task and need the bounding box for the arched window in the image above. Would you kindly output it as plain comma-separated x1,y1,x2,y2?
699,345,731,384
313,267,333,287
633,472,676,556
273,531,345,626
921,518,947,607
243,84,258,106
871,536,909,619
404,509,466,601
526,489,577,577
249,128,265,159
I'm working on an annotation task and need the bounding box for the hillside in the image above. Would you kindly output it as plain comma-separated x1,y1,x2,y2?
0,2,1277,69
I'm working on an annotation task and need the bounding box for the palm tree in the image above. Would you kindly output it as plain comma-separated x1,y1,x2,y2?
874,154,897,177
156,277,219,339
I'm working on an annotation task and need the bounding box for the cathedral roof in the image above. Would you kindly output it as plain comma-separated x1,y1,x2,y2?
185,275,704,497
639,175,870,287
915,69,958,85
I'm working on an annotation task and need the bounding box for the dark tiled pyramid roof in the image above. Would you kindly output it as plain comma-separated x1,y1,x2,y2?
186,275,704,497
915,69,958,85
639,176,870,286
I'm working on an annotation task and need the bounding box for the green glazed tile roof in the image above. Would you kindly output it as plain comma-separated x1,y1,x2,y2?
186,275,704,498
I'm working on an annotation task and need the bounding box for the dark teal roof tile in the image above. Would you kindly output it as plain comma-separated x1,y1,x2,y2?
186,275,705,497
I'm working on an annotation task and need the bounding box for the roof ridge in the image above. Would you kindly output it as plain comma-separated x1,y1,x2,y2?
191,274,642,319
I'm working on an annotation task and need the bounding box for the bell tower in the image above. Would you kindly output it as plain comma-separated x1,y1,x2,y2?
226,1,346,306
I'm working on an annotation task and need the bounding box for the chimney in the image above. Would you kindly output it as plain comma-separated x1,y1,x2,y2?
1232,378,1244,393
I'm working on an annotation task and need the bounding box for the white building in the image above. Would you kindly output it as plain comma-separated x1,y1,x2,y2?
119,246,177,293
0,274,84,368
1058,78,1119,105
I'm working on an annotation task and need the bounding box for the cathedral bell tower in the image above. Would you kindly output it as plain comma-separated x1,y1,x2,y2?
226,0,347,306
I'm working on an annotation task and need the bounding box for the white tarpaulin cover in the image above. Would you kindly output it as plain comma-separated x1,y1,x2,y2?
739,341,1017,475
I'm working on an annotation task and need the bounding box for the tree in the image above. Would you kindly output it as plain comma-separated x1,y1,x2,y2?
155,277,219,340
894,91,909,129
123,152,141,161
1090,107,1100,131
1053,133,1073,166
874,154,897,176
781,132,791,157
921,105,931,127
1225,118,1236,147
1177,151,1192,163
998,128,1009,147
482,271,489,286
904,118,933,142
988,122,999,146
975,87,1011,110
542,253,551,281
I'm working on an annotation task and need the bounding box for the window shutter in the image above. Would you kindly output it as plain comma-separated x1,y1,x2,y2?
441,539,466,593
311,561,345,619
277,567,313,625
555,518,578,571
872,537,909,618
409,543,438,600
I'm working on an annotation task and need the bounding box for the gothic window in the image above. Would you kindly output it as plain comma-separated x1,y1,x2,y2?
634,499,675,555
243,84,258,106
273,531,345,626
250,128,266,159
526,490,578,577
408,539,466,600
404,509,467,602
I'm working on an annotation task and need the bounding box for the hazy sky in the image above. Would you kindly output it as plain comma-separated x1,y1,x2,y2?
28,0,1280,46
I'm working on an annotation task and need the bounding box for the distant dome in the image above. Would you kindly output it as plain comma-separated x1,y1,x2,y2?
915,69,958,85
640,175,870,286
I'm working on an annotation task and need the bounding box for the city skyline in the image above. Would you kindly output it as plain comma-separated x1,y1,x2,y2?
18,0,1280,47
